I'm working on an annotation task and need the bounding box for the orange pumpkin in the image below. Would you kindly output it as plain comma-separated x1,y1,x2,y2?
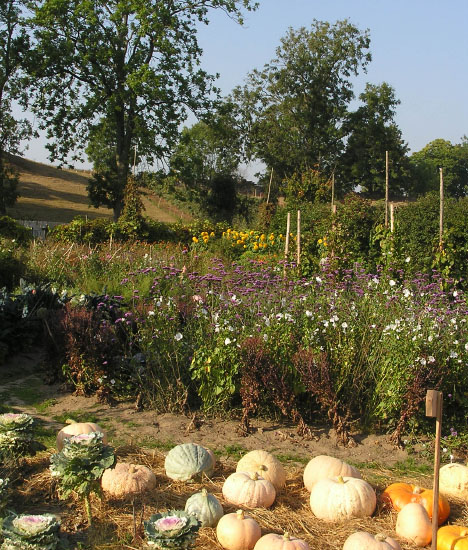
437,525,468,550
381,482,450,523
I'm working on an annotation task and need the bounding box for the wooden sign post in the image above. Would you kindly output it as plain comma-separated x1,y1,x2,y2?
426,389,443,550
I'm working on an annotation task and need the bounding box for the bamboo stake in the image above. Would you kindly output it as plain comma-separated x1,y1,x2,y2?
297,210,301,266
426,390,443,550
283,212,290,277
331,173,335,213
385,150,389,227
439,168,444,249
390,203,394,233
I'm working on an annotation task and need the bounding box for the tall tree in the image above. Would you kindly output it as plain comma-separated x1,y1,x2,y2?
0,0,32,214
409,138,468,198
338,82,410,197
28,0,258,220
231,19,371,184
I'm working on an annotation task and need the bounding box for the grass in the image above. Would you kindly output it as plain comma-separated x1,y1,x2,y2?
52,410,101,424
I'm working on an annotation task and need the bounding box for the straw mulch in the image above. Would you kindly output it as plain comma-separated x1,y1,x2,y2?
7,444,468,550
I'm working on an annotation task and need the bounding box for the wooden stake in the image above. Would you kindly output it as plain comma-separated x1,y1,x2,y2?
266,168,273,204
283,212,290,277
385,150,389,227
439,168,444,249
297,210,301,266
331,172,335,213
426,389,443,550
390,203,394,233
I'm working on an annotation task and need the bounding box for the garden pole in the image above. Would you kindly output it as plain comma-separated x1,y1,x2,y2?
297,210,301,266
385,151,389,227
426,389,443,550
439,168,444,249
267,168,273,204
390,203,394,233
284,212,290,277
331,172,335,213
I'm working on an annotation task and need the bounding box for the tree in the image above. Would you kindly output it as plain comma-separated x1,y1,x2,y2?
338,82,410,197
0,0,33,214
28,0,258,220
231,19,371,184
409,138,468,198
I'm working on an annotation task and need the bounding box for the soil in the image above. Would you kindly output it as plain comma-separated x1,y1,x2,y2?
0,349,413,466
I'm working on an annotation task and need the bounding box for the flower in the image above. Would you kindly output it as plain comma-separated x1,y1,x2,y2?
224,338,231,345
174,332,183,341
389,280,396,287
154,515,188,532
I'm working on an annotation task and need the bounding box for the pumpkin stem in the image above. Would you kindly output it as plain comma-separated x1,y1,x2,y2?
375,534,387,542
283,532,290,540
236,510,245,520
201,488,208,497
251,472,259,480
259,464,267,471
65,419,77,425
336,476,345,484
413,486,423,494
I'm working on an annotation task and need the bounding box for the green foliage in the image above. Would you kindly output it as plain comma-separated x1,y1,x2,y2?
0,413,36,459
144,510,200,549
1,513,61,550
0,216,32,245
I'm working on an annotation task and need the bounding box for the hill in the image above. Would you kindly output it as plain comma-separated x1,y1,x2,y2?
5,155,192,224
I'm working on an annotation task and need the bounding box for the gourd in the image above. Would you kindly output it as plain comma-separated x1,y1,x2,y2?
303,455,361,492
101,462,156,499
223,471,276,508
343,532,402,550
381,482,450,523
396,502,432,547
439,463,468,499
165,443,215,481
236,450,286,490
309,476,376,521
437,525,468,550
254,532,310,550
185,488,224,527
56,420,107,451
216,509,261,550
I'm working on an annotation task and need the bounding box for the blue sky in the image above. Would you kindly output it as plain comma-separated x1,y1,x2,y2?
22,0,468,167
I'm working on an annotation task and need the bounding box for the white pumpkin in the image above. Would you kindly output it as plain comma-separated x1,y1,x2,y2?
185,488,224,527
101,463,156,499
56,420,107,451
222,471,276,508
165,443,215,481
309,476,376,521
395,502,432,547
303,455,361,492
440,462,468,499
343,532,402,550
236,450,286,490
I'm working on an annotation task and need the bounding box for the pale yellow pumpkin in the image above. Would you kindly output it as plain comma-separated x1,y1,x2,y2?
303,455,361,492
395,502,432,547
56,420,107,451
254,531,310,550
309,476,376,521
101,462,156,499
343,532,402,550
236,450,286,490
222,471,276,508
437,525,468,550
440,463,468,500
216,509,261,550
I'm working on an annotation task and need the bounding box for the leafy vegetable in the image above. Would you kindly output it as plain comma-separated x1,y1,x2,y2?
144,510,200,549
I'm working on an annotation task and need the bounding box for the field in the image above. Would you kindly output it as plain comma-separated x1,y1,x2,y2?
5,155,191,223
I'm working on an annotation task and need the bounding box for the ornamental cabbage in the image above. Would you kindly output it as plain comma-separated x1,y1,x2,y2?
1,513,60,550
144,510,199,549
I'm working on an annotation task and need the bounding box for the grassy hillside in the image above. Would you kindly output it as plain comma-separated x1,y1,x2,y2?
5,155,192,224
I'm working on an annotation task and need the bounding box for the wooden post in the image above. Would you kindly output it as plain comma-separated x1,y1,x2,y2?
266,168,273,205
390,203,394,233
283,212,290,277
385,150,389,227
331,172,335,213
297,210,301,266
439,168,444,249
426,390,443,550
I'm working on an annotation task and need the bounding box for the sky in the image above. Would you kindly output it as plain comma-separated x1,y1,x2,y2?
19,0,468,171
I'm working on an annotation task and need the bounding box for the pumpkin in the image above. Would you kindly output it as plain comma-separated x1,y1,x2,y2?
216,509,261,550
56,420,107,451
185,488,224,527
222,471,276,508
165,443,215,481
439,463,468,500
254,532,310,550
343,532,402,550
396,502,432,547
381,482,450,523
309,476,376,521
101,462,156,499
437,525,468,550
303,455,361,492
236,450,286,490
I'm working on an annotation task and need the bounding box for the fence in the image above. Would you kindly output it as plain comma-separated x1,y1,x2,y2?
17,220,62,239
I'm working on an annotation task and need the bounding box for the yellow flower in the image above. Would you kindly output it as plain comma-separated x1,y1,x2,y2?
210,232,215,237
318,239,323,244
192,237,198,243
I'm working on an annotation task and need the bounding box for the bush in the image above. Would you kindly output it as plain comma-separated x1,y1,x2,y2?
0,216,32,246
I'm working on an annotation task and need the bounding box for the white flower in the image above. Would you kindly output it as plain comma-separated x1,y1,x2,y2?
315,276,322,283
305,310,312,318
341,322,348,329
450,351,458,358
110,379,115,385
453,291,458,297
224,338,231,345
148,310,155,316
263,334,268,342
405,257,411,263
174,332,183,341
389,280,396,287
403,289,411,298
420,358,427,366
428,356,435,363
